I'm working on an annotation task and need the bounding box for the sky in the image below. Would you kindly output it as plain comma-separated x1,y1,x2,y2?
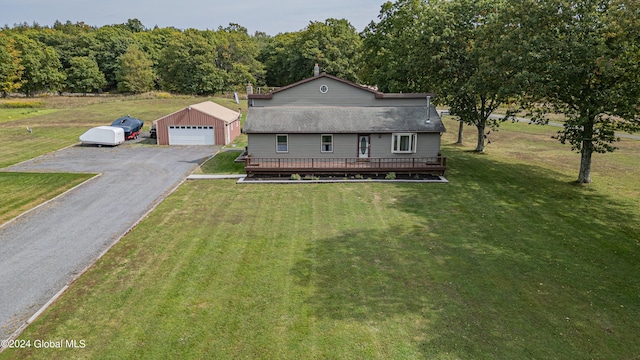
0,0,386,35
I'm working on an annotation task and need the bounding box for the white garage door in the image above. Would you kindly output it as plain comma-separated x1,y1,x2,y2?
168,126,215,145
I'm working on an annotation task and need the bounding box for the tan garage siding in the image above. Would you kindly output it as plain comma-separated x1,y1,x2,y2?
155,102,241,145
227,118,241,144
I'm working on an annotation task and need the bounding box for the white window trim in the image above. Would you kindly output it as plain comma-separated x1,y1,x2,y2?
276,134,288,153
321,134,333,153
391,133,417,154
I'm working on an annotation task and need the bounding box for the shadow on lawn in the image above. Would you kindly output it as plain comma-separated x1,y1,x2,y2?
292,224,440,321
293,148,640,358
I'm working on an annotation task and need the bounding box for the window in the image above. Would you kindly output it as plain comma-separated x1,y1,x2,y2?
321,134,333,152
392,133,417,153
276,134,288,153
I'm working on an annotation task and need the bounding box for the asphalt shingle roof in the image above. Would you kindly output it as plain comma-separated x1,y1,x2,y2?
190,101,240,123
244,106,445,133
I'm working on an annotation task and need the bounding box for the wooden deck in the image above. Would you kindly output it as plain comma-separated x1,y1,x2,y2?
245,156,446,176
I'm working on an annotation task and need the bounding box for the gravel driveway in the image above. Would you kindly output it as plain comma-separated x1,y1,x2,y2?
0,144,217,342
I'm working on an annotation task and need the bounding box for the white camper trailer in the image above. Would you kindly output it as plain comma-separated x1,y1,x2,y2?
79,126,125,146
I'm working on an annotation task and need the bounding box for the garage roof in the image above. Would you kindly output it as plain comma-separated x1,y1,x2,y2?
190,101,240,123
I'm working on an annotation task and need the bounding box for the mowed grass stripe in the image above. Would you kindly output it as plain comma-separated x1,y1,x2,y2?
0,172,95,225
0,127,82,169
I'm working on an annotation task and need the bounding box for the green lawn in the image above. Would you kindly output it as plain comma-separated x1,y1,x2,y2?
197,150,246,174
0,108,58,124
3,117,639,358
0,172,95,225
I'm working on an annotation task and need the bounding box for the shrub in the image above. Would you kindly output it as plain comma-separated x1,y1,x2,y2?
155,92,173,99
385,172,396,180
0,100,45,108
290,173,302,180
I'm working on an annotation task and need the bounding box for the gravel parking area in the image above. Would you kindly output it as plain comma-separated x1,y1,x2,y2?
0,143,217,342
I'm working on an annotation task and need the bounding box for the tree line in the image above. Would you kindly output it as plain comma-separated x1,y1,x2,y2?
0,17,364,97
1,0,639,183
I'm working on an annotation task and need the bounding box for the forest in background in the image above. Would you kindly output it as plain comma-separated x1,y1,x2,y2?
0,17,362,96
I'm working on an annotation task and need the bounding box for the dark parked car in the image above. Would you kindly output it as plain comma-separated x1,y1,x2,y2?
111,116,144,140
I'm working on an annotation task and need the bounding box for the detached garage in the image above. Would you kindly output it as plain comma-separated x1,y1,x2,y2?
154,101,241,145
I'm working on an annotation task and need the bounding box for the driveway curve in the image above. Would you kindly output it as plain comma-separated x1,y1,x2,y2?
0,144,217,342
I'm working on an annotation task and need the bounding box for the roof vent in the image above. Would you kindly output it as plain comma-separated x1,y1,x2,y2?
314,63,320,76
426,95,431,123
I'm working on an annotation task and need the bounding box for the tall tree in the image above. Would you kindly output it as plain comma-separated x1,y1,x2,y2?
123,18,145,33
39,29,97,69
361,0,431,93
262,18,363,86
116,44,155,93
65,56,106,95
261,32,299,86
92,25,135,89
0,34,24,96
503,0,640,183
134,26,182,73
299,19,363,82
14,36,65,96
214,24,264,91
157,30,227,95
363,0,517,152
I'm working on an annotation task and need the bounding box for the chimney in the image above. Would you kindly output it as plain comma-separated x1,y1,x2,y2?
246,83,253,95
426,95,432,123
314,63,320,76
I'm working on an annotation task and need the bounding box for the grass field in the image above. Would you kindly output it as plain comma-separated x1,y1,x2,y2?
1,112,639,358
197,150,246,174
0,172,95,225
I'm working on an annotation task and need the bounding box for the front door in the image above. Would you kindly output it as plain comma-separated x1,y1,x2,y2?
358,135,370,158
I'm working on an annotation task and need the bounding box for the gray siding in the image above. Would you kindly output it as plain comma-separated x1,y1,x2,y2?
252,78,427,108
248,133,441,158
370,133,441,158
249,133,356,158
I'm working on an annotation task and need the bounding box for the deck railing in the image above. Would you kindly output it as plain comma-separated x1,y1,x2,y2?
245,155,446,175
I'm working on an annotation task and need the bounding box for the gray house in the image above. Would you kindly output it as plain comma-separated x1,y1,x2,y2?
244,73,446,176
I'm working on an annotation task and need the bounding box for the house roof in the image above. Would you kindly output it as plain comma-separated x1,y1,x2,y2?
189,101,240,123
248,73,434,100
244,106,445,133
